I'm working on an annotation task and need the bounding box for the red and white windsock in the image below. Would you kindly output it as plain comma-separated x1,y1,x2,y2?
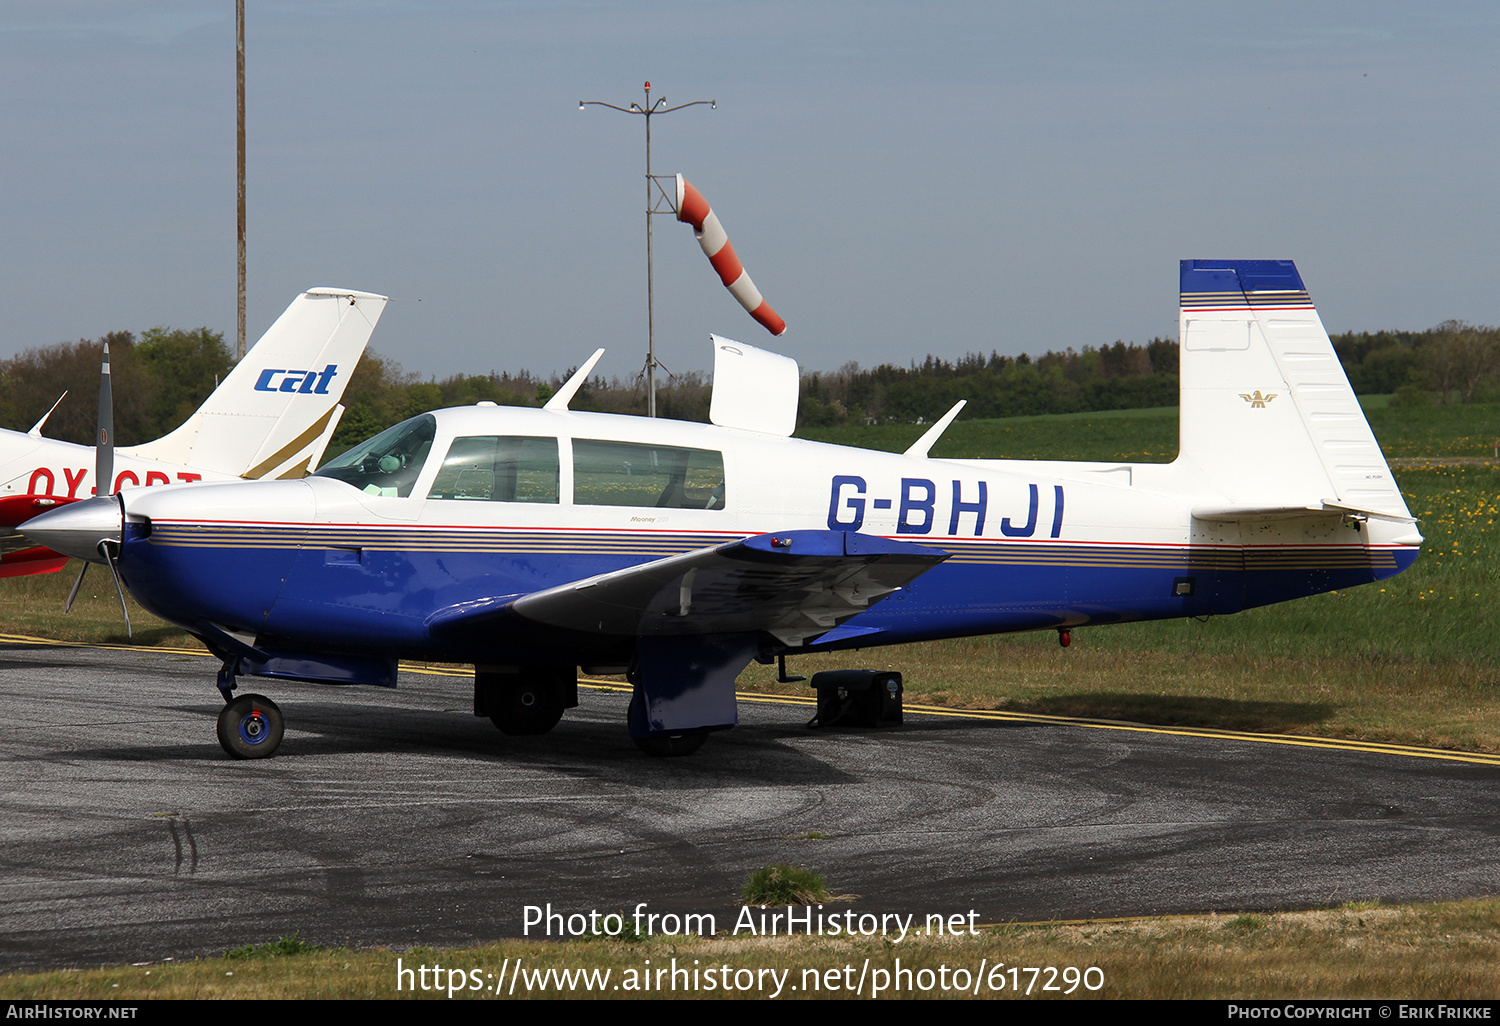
675,174,786,336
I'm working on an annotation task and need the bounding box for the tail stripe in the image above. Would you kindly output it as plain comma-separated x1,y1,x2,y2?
1181,289,1314,311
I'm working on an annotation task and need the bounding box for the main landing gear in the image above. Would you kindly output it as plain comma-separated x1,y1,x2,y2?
627,691,708,757
488,680,565,736
216,693,285,759
632,732,708,757
475,666,576,736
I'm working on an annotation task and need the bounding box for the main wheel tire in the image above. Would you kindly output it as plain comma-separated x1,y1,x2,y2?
217,693,284,759
627,691,708,756
632,732,708,757
489,680,564,736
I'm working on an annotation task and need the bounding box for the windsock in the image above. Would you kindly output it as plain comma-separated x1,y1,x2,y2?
675,174,786,336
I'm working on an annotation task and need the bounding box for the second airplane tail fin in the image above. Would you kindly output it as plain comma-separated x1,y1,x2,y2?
127,288,387,479
1175,260,1412,523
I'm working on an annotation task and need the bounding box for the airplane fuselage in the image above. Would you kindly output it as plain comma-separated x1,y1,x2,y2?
116,403,1419,669
0,429,237,503
16,260,1423,757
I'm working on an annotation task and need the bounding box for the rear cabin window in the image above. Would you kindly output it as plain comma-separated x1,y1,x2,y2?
573,440,725,509
426,436,559,503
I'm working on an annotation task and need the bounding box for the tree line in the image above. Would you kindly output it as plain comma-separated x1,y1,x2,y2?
2,319,1495,451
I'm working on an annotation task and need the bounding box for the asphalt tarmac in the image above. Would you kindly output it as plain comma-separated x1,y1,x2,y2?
4,637,1499,972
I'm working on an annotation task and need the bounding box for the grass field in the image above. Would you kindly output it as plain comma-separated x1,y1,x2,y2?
5,900,1499,1000
796,398,1500,462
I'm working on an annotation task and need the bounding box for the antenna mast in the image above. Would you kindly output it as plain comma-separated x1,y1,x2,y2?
579,82,714,417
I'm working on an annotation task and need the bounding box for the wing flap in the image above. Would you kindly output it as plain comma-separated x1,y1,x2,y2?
431,530,946,646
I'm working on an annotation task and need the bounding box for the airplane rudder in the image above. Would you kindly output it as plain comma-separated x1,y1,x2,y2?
1175,259,1329,500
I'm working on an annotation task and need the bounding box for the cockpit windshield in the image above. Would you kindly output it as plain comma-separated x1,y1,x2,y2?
314,414,436,497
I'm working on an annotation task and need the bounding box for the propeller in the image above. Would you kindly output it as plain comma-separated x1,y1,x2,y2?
96,340,113,494
44,342,132,636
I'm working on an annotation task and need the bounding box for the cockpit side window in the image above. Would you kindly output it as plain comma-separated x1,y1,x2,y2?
427,436,559,503
573,439,726,509
314,414,436,498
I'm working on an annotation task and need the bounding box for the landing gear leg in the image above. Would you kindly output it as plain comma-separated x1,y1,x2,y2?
216,662,238,704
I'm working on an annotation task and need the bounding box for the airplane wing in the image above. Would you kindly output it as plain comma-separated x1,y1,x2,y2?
427,529,947,648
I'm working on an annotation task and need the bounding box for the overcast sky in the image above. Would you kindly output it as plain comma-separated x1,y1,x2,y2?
2,2,1496,384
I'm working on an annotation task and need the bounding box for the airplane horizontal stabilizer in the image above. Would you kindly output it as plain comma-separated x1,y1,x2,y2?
427,530,946,649
708,336,799,436
1192,501,1419,525
0,545,69,578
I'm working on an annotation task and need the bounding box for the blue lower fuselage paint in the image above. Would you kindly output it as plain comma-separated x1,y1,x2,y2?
121,520,1418,663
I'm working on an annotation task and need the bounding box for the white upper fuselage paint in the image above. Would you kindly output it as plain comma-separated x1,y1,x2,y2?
126,402,1419,546
128,404,1185,544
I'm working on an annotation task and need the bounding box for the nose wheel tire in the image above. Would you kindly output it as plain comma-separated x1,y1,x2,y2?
217,694,284,759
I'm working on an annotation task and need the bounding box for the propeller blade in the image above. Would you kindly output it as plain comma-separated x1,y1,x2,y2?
63,560,88,613
95,342,114,496
97,539,131,639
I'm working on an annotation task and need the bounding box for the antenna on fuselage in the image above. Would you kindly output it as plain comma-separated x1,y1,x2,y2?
27,391,68,439
543,348,607,413
903,400,967,459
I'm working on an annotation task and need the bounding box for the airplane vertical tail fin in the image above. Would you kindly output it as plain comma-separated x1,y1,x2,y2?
1175,260,1412,521
126,288,387,479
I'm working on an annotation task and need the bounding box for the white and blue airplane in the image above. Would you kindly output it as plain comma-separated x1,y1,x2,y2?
0,288,388,577
21,261,1421,758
